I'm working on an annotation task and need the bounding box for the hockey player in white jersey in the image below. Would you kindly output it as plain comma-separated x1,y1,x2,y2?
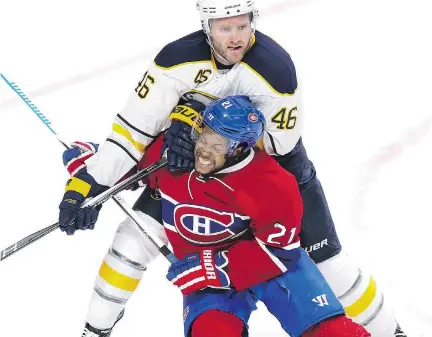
57,1,407,336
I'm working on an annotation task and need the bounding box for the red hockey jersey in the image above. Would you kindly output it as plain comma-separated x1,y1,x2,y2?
139,136,303,290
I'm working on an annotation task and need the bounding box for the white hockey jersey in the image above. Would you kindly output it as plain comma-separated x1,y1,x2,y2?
86,30,302,186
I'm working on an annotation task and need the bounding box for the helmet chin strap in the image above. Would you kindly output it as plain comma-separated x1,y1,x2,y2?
205,34,232,65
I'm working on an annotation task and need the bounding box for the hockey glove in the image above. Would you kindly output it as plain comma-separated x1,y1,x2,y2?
61,141,103,234
63,141,99,176
162,100,206,173
60,142,108,235
59,169,108,235
166,250,231,295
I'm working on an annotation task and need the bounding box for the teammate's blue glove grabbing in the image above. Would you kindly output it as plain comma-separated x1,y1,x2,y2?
163,121,195,172
162,100,206,173
59,141,107,235
166,250,231,295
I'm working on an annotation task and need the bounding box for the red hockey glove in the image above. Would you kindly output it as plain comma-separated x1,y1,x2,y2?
166,250,231,295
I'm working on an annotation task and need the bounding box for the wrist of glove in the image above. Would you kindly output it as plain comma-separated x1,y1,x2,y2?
59,169,107,235
63,141,99,176
166,249,231,295
162,100,206,173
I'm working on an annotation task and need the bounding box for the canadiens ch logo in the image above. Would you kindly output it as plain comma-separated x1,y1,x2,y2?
173,204,237,244
248,112,258,122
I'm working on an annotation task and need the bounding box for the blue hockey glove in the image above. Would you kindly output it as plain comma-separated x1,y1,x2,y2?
163,121,195,172
59,141,109,237
162,100,206,173
166,250,231,295
59,169,108,235
60,141,106,235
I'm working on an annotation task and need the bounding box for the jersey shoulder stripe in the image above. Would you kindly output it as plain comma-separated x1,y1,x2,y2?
241,30,298,95
154,30,212,69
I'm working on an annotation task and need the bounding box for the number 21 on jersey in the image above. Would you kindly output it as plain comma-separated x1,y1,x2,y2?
267,224,296,246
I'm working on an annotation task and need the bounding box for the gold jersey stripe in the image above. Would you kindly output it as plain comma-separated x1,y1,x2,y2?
99,261,140,292
112,123,146,153
344,277,377,317
248,33,256,50
187,89,219,101
211,54,217,70
256,136,264,150
65,177,91,197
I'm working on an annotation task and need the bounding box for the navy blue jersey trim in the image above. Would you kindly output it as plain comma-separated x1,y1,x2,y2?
154,30,212,69
242,31,298,95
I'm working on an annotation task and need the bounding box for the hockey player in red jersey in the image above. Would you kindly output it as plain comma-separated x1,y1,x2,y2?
60,96,370,337
143,96,370,337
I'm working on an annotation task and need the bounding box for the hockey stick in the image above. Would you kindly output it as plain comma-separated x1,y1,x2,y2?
0,74,175,263
0,156,168,261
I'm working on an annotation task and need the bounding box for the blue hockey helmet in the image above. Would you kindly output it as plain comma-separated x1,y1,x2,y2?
193,95,265,156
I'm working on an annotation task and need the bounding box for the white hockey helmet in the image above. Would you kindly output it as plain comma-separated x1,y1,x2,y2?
196,0,259,34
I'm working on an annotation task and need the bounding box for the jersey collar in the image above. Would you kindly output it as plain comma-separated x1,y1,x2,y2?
217,148,255,174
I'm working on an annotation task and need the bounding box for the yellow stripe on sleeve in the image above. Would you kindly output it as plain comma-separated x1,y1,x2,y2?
344,277,377,317
99,261,140,292
112,123,146,153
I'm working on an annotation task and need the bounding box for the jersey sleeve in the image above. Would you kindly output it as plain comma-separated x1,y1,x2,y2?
224,159,303,290
257,90,302,156
248,61,303,156
86,60,186,187
240,32,303,156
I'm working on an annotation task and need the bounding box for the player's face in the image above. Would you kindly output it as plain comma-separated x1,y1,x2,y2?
194,126,229,174
210,14,252,65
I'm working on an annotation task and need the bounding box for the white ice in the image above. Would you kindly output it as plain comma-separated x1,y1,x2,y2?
0,0,431,336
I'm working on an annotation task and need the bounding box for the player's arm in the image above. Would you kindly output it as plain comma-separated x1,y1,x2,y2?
243,45,302,156
58,53,189,234
223,169,303,290
257,90,302,156
85,61,185,187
